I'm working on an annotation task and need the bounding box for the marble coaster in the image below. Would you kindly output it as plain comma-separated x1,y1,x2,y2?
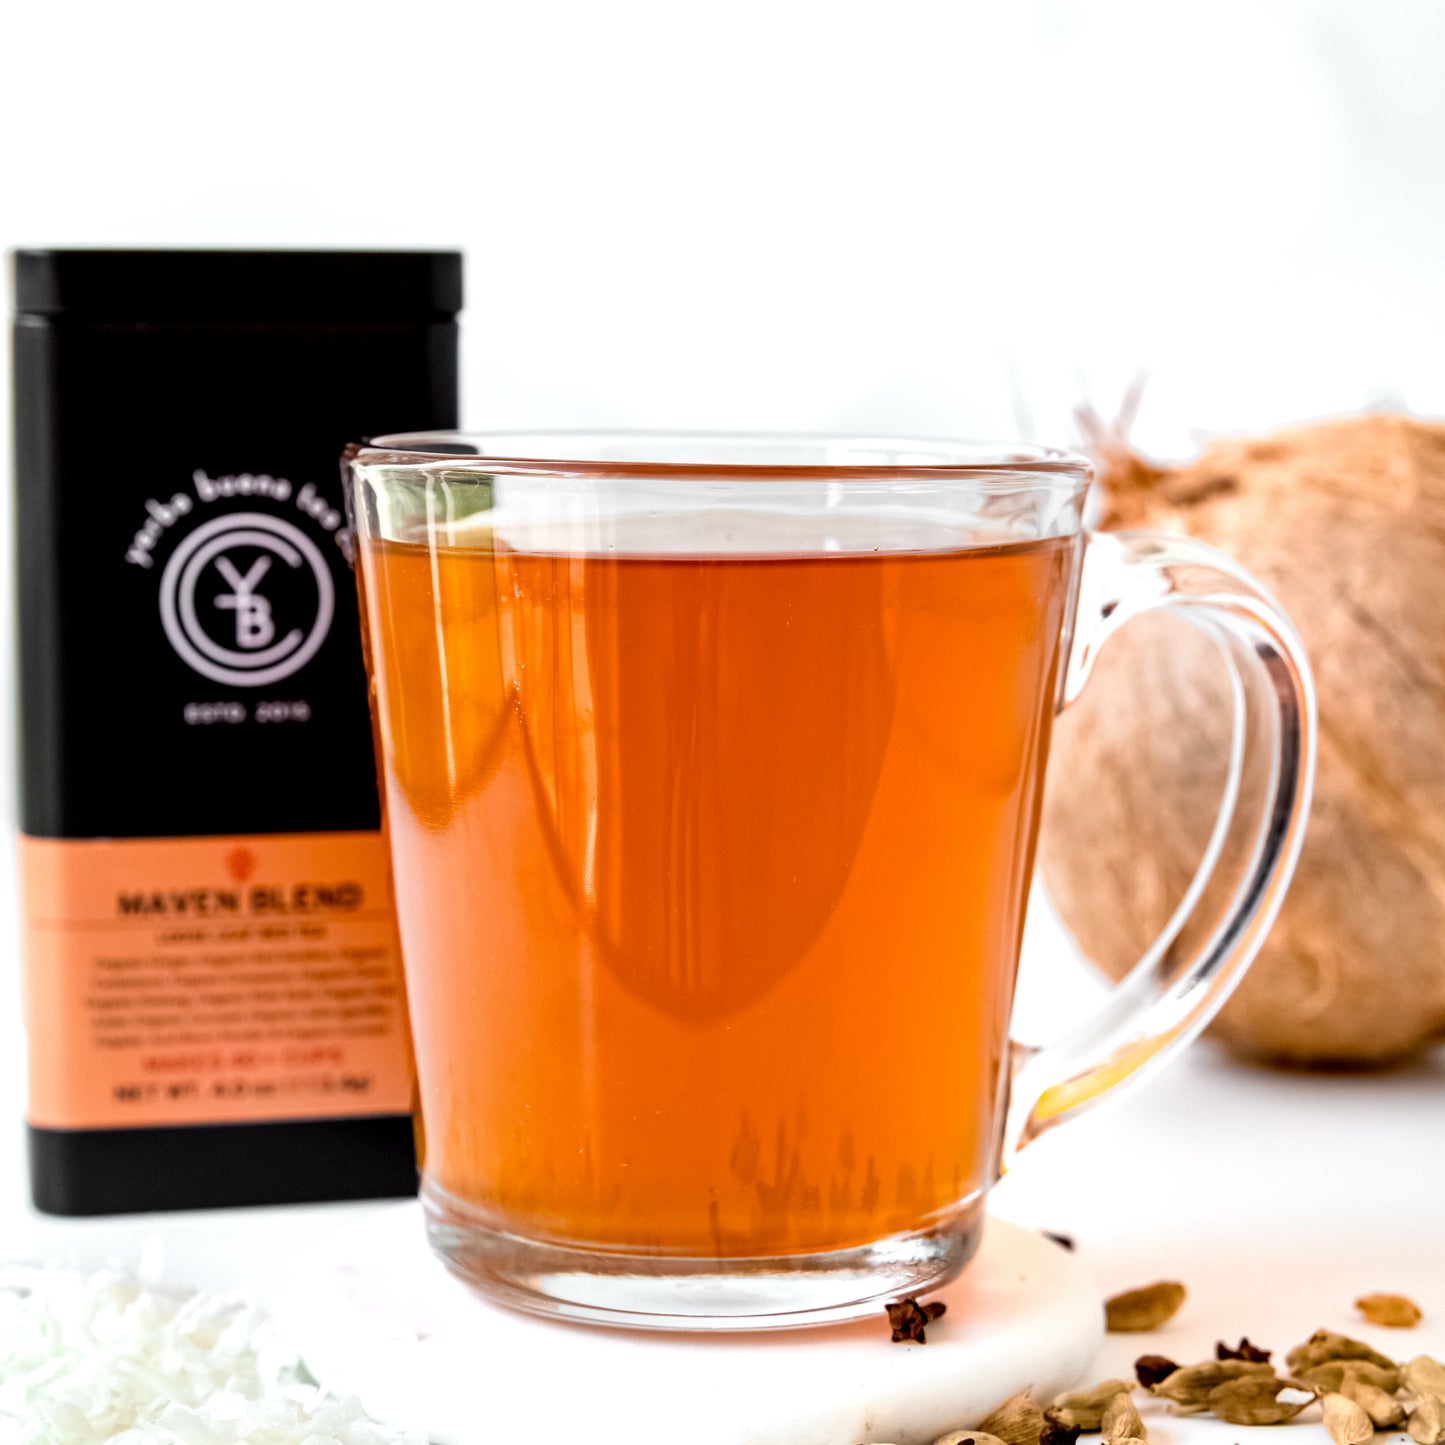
273,1205,1104,1445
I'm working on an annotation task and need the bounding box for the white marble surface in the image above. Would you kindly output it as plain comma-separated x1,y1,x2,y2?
263,1212,1100,1445
1,906,1443,1443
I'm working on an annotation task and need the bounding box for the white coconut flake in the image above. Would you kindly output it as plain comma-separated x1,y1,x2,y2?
0,1263,423,1445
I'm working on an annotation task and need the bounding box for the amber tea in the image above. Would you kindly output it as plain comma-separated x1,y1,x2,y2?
359,522,1075,1258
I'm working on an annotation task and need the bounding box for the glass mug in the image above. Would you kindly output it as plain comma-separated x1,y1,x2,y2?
344,433,1315,1330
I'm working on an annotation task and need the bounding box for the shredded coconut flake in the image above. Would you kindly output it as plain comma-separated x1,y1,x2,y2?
0,1262,423,1445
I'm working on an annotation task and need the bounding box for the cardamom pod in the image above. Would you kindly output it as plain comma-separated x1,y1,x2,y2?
1151,1360,1275,1411
1100,1393,1146,1443
1046,1381,1136,1431
1338,1369,1406,1428
1286,1330,1397,1374
1322,1392,1374,1445
1105,1282,1187,1333
1405,1358,1445,1399
979,1391,1046,1445
1409,1396,1445,1445
1206,1377,1312,1427
1296,1361,1401,1395
1356,1293,1423,1329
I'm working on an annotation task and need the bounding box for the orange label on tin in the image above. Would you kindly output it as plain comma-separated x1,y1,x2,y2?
22,831,415,1130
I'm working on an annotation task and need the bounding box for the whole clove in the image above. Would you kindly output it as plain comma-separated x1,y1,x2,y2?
1040,1422,1082,1445
886,1297,946,1344
1216,1337,1272,1363
1133,1356,1180,1390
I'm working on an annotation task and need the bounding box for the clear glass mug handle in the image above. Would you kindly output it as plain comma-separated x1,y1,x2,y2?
1002,529,1318,1160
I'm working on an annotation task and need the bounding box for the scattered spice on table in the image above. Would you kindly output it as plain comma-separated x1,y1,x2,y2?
885,1296,946,1343
1105,1281,1187,1332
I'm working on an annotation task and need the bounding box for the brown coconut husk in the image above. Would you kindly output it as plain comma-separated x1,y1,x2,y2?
1038,408,1445,1067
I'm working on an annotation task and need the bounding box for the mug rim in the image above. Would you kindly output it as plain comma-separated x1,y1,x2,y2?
349,430,1093,486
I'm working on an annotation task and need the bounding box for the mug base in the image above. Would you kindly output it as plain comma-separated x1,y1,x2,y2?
421,1178,985,1331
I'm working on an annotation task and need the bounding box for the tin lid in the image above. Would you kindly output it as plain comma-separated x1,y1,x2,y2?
11,249,463,324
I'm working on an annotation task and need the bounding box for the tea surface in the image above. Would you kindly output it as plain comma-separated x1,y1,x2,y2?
361,525,1075,1256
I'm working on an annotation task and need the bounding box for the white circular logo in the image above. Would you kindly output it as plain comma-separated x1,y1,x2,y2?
159,512,335,687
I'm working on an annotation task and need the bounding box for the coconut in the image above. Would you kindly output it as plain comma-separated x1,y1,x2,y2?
1038,411,1445,1066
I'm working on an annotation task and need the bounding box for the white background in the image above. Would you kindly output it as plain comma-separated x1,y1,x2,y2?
1,0,1443,1157
5,0,1445,453
1,5,1442,1104
1,9,1444,1436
